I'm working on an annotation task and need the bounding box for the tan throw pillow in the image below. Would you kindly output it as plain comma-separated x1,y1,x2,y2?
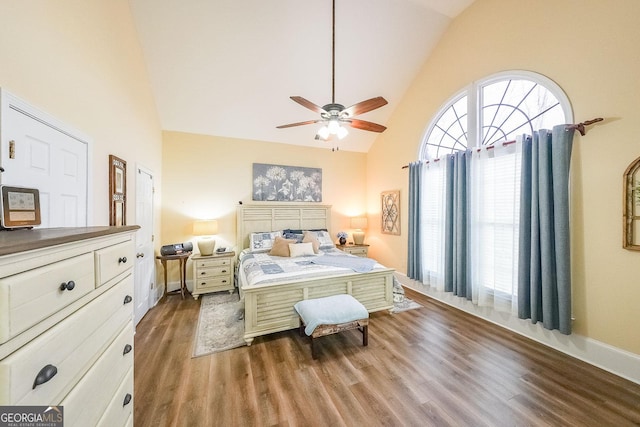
302,231,320,253
269,236,297,257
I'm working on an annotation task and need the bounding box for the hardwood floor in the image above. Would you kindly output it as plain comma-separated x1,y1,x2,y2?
134,288,640,426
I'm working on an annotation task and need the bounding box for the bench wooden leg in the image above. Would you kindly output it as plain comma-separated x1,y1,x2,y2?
362,324,368,347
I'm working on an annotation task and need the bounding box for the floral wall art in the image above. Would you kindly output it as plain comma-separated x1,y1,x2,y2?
252,163,322,202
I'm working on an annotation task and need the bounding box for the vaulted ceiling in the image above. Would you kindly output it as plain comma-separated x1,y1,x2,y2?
129,0,475,152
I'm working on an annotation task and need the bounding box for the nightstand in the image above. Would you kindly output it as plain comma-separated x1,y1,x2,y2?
337,243,369,257
191,251,235,300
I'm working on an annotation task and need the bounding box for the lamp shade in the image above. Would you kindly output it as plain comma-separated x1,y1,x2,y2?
193,219,218,236
350,217,368,230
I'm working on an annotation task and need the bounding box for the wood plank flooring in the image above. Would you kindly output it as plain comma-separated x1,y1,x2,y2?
134,288,640,426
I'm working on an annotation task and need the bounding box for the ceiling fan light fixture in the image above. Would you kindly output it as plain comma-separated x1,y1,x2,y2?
328,119,340,133
317,125,331,140
337,126,348,139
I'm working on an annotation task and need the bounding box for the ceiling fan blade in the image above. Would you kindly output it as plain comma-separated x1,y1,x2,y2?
290,96,327,114
344,118,387,133
276,119,322,129
343,97,388,117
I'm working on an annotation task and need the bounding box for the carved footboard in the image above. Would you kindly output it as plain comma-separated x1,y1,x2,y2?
242,268,394,345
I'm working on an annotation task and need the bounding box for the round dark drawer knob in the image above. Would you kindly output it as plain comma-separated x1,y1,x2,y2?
33,364,57,389
123,295,133,304
123,344,132,355
123,393,132,407
59,280,76,291
118,257,128,264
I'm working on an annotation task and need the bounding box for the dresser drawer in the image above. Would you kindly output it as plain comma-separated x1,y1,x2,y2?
195,276,233,291
62,321,133,427
0,253,95,344
97,367,133,427
348,247,367,256
194,257,231,269
95,241,135,286
0,275,133,405
196,265,232,279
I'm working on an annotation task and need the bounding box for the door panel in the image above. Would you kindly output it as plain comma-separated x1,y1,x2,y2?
0,92,89,228
134,166,154,325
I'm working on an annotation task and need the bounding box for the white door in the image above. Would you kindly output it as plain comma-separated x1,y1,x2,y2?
134,165,154,325
0,90,89,227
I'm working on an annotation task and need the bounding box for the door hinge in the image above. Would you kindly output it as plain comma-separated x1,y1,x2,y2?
9,140,15,159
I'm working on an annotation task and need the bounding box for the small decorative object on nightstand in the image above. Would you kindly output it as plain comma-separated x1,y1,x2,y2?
193,219,218,256
337,243,369,257
337,231,348,246
191,251,235,299
350,217,368,245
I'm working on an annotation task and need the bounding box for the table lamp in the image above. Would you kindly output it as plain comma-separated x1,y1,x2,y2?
193,219,218,256
350,217,368,245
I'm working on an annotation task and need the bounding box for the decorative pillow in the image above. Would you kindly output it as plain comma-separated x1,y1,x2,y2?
302,231,320,253
249,231,282,252
288,242,315,257
269,236,297,257
306,230,334,249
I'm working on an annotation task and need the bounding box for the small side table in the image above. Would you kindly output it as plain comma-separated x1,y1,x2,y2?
191,251,235,300
157,252,192,299
337,244,369,257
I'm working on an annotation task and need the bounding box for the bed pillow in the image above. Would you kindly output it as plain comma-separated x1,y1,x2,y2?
269,236,297,257
305,230,334,249
288,242,315,257
249,231,282,252
302,231,320,253
283,232,304,243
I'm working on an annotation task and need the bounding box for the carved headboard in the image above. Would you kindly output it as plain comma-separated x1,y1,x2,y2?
236,203,332,251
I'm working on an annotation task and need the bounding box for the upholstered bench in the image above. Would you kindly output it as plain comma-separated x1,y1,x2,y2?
293,294,369,359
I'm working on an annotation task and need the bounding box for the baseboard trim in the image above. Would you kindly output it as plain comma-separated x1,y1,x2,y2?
395,273,640,385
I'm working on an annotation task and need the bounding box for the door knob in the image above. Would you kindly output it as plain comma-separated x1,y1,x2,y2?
136,253,144,258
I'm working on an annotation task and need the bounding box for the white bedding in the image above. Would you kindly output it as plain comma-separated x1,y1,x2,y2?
238,248,387,288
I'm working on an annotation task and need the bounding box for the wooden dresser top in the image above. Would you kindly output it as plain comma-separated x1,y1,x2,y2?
0,226,140,256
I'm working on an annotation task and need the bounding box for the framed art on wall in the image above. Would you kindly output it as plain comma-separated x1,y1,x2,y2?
381,190,400,235
252,163,322,202
109,155,126,226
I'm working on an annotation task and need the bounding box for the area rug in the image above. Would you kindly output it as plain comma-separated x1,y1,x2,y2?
192,291,246,358
193,291,422,357
390,297,423,314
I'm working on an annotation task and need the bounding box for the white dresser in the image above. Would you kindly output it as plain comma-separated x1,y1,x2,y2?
0,226,139,427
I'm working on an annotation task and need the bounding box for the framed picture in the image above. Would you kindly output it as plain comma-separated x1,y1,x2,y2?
252,163,322,202
623,155,640,250
109,155,126,226
381,190,400,235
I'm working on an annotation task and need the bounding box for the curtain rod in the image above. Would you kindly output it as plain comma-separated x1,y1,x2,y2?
401,117,603,169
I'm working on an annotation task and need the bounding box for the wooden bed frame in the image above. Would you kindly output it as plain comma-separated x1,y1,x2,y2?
236,203,395,345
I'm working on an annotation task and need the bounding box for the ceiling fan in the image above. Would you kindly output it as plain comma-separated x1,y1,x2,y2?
276,0,388,141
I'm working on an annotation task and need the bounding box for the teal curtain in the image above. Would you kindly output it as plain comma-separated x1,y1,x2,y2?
444,151,472,299
518,125,574,334
407,161,423,280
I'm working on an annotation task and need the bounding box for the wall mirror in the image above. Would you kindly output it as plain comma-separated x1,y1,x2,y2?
109,155,126,226
623,156,640,250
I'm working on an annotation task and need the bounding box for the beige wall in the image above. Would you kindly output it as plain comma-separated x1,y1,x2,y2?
367,0,640,355
0,0,163,231
161,131,367,264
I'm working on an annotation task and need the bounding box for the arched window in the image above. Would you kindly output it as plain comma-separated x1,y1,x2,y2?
420,71,573,160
